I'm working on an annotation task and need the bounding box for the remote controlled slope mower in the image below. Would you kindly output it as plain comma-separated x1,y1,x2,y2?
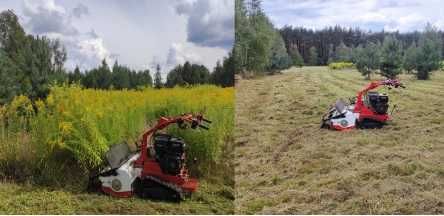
321,79,405,130
88,113,211,201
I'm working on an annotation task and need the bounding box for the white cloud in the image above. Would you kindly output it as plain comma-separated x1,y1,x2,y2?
165,42,228,75
3,0,232,73
23,0,65,14
174,0,234,48
167,43,202,67
20,0,114,70
263,0,444,32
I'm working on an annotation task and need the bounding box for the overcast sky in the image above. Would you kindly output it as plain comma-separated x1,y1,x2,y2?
0,0,234,77
263,0,444,32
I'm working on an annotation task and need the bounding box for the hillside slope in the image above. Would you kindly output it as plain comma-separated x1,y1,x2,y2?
235,67,444,214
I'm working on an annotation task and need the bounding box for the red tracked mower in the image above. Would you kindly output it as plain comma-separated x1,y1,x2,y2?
321,79,405,130
88,113,211,201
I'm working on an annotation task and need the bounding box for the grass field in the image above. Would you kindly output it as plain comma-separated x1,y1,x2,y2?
0,179,233,214
235,66,444,214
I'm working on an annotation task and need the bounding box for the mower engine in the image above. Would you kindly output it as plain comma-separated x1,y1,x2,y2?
366,91,389,115
153,134,186,176
321,79,404,131
89,113,211,201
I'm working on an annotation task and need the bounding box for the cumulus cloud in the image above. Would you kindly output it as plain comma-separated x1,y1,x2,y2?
263,0,444,32
166,42,202,67
72,3,89,18
6,0,231,72
174,0,234,48
64,35,117,69
23,0,77,35
165,41,228,73
21,0,114,70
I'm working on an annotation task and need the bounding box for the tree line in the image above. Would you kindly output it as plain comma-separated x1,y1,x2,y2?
165,52,234,88
352,25,443,80
234,0,443,80
280,25,444,66
234,0,297,76
0,10,234,105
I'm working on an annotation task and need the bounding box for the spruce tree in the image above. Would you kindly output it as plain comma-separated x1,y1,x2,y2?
380,35,403,79
289,45,304,67
403,42,418,74
414,24,442,80
308,46,318,66
354,42,380,80
154,64,163,89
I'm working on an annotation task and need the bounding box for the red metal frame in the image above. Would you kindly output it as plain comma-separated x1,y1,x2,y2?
353,79,402,123
133,113,206,192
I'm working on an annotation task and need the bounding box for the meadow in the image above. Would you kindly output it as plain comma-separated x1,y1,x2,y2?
0,85,234,214
235,66,444,214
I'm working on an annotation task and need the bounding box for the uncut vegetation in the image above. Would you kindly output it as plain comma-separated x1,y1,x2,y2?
0,85,233,184
234,0,295,76
328,62,354,70
235,66,444,214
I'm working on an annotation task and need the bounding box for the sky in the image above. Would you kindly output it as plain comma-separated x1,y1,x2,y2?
0,0,234,77
263,0,444,32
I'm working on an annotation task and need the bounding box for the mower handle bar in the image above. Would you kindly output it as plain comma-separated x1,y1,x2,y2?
177,113,211,130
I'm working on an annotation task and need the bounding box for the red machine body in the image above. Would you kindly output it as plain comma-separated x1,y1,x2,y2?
321,79,404,130
133,114,208,193
93,113,210,200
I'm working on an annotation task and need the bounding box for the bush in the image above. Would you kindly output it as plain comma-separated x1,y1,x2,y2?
0,85,234,184
440,60,444,71
328,62,354,70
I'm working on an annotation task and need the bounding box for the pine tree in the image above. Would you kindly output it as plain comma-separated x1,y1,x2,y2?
70,65,82,83
96,59,112,89
154,64,162,89
0,50,19,104
289,45,304,67
414,23,442,80
308,46,318,66
403,42,418,74
111,61,130,89
335,41,352,62
269,31,292,70
380,35,403,79
354,42,381,80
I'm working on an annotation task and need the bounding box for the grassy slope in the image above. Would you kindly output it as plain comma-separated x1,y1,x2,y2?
235,66,444,214
0,142,235,214
0,179,233,214
0,140,234,214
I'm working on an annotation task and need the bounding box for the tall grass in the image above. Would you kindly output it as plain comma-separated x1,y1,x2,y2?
328,62,354,70
0,85,233,184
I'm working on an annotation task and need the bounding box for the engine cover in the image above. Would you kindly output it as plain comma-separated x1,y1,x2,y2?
153,134,186,175
366,92,389,114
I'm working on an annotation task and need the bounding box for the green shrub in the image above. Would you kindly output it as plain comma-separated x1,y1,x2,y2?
328,62,355,70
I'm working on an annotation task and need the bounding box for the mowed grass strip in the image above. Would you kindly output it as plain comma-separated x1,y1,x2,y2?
235,66,444,214
0,180,234,214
